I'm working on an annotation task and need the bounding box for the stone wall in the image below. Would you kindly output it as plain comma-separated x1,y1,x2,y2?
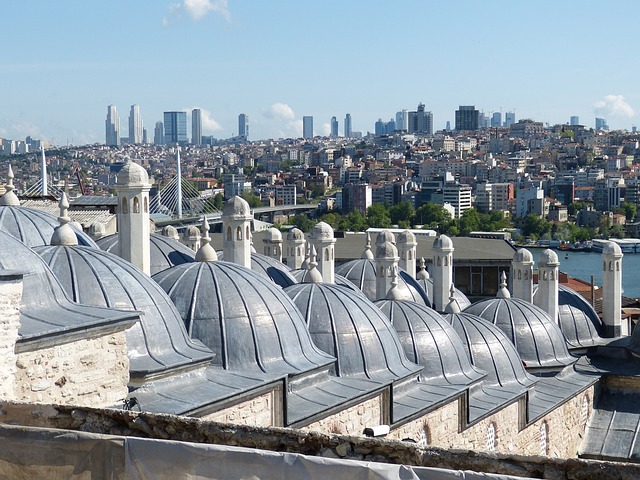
389,387,595,459
302,394,383,435
14,332,129,407
0,275,22,400
0,401,637,480
202,390,277,427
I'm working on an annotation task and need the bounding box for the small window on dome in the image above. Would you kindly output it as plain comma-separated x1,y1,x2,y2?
133,197,140,214
246,225,250,240
236,226,242,240
226,226,232,241
144,197,148,213
122,197,128,214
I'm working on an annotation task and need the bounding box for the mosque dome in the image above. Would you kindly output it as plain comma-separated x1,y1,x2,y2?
97,233,195,275
433,234,454,250
0,230,135,342
375,299,484,385
185,225,201,238
335,258,430,305
161,225,179,240
414,275,470,309
290,269,364,295
533,284,605,349
286,228,305,241
0,205,97,248
264,227,283,242
396,230,416,245
116,160,149,186
34,244,213,379
222,196,251,218
285,282,421,380
153,261,334,375
463,297,575,369
443,311,537,389
538,248,559,266
216,250,296,288
602,241,623,256
513,248,534,263
310,221,334,241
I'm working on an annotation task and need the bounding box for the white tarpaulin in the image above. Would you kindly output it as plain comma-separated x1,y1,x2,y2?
0,424,535,480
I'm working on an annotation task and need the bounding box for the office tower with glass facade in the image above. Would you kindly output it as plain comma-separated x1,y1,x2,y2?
164,111,188,145
303,116,313,139
238,113,249,139
105,105,120,146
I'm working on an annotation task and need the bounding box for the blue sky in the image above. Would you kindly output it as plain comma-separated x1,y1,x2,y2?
2,1,639,145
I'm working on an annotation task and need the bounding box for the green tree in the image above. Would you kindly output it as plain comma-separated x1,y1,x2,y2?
458,208,481,236
567,202,587,217
212,192,223,211
366,203,392,229
414,203,451,230
389,201,415,226
241,191,262,208
609,224,626,239
319,213,342,231
288,213,315,232
522,214,551,240
622,202,637,221
345,210,369,231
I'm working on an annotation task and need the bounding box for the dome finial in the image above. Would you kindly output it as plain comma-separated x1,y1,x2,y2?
361,232,374,259
0,164,20,206
386,268,403,300
416,257,430,280
51,192,78,246
496,271,511,298
195,217,218,262
303,244,323,284
444,284,461,314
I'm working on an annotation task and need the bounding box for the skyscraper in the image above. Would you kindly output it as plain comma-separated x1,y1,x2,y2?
595,117,608,132
238,114,249,140
154,121,164,145
163,111,188,145
105,105,120,146
455,106,479,131
330,117,338,137
491,112,502,128
395,110,408,131
344,113,352,137
408,103,433,134
570,116,580,126
504,111,516,127
192,109,202,145
303,116,313,139
128,105,143,144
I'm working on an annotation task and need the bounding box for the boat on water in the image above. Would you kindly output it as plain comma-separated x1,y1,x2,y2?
591,238,640,254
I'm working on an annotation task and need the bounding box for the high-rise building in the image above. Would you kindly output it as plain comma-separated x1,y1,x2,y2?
491,112,502,128
128,105,143,144
330,116,338,137
303,116,313,139
395,110,408,131
192,109,202,145
408,103,433,134
238,113,249,140
154,122,164,145
163,111,188,145
344,113,352,137
570,116,580,126
374,118,385,136
105,105,120,146
504,111,516,127
595,117,608,132
455,106,479,131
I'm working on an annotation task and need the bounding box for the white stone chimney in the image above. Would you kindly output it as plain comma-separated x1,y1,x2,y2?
115,159,151,275
285,228,306,269
432,234,454,312
262,227,283,262
602,241,625,337
375,233,400,301
221,196,253,269
512,248,534,303
309,222,336,284
534,249,559,323
397,230,417,278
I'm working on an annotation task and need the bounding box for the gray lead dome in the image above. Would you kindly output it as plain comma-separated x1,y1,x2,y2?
464,297,575,369
285,282,421,380
153,261,334,375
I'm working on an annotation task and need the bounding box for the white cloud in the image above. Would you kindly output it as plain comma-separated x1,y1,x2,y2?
320,122,330,136
263,103,301,138
189,107,223,134
164,0,230,26
594,95,635,119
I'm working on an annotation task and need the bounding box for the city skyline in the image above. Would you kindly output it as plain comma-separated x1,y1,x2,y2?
2,1,640,145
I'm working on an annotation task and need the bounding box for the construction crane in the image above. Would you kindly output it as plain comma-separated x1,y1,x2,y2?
73,164,86,196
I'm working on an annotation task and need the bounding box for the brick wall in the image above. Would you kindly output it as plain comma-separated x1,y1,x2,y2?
14,332,129,407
